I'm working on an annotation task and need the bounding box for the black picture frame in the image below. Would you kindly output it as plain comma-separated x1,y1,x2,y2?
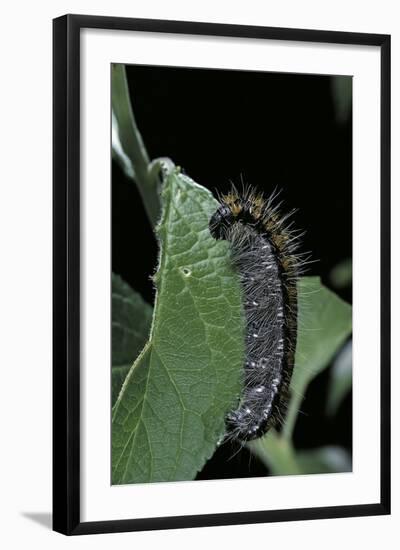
53,14,391,536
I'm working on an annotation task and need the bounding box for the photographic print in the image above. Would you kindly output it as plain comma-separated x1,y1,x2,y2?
53,15,390,534
111,63,353,485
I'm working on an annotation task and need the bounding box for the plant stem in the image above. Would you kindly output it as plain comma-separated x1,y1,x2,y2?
111,64,161,227
282,381,305,440
247,429,302,475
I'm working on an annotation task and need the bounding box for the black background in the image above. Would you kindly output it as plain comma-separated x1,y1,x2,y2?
112,65,352,479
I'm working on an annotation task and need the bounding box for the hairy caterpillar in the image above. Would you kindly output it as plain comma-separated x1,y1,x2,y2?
209,186,304,441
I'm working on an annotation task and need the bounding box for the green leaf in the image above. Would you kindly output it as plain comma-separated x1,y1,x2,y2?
283,277,352,439
326,340,352,416
248,429,302,475
331,76,352,124
296,446,351,474
112,273,153,366
329,258,352,289
112,365,130,408
112,64,161,227
248,432,351,476
112,112,135,180
112,169,245,484
111,273,153,405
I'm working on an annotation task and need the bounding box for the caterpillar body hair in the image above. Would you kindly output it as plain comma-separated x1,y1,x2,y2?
209,186,304,442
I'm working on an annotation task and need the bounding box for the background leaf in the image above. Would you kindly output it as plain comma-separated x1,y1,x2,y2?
111,64,161,226
111,273,153,405
283,276,352,439
296,446,351,474
112,169,245,484
248,429,302,475
248,435,351,476
331,76,352,124
112,112,135,180
329,258,352,289
326,339,352,416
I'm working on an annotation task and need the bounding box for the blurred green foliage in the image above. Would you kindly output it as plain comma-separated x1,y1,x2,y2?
329,258,352,289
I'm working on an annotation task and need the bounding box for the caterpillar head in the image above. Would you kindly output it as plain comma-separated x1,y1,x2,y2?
209,205,234,240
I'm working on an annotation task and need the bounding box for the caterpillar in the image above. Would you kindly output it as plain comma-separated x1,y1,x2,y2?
209,186,304,441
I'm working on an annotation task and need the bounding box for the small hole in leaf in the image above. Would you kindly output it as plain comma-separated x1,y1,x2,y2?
181,267,192,277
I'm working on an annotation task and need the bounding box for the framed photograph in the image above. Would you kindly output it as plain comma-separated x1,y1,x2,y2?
53,14,390,535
